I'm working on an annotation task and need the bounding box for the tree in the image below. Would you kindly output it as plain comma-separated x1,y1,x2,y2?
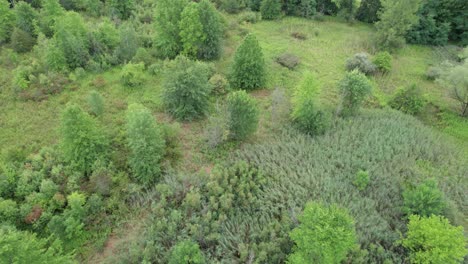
87,90,104,117
126,104,165,185
0,225,75,263
287,202,357,263
168,240,205,264
40,0,64,38
14,2,38,37
338,70,372,116
437,61,468,116
260,0,282,20
154,0,188,58
163,56,212,120
283,0,317,18
356,0,381,23
60,104,107,174
179,2,205,59
402,179,446,217
291,73,330,135
375,0,422,50
115,22,138,63
230,34,266,90
197,0,223,60
120,62,145,87
0,0,15,44
11,27,36,53
332,0,358,21
402,215,467,264
226,90,259,141
389,84,426,115
109,0,134,20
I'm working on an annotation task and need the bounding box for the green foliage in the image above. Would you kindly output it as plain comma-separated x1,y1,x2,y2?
163,56,211,120
353,170,370,191
260,0,282,20
0,226,75,263
226,90,259,141
40,0,64,38
291,73,330,135
373,51,392,73
131,47,152,67
332,0,358,21
283,0,317,18
276,53,300,70
287,202,357,264
45,40,67,72
248,0,262,11
90,18,119,57
11,28,36,53
230,34,266,90
168,240,205,264
0,1,15,43
15,2,38,36
179,2,205,59
316,0,338,15
209,74,230,95
389,84,426,115
338,70,373,116
0,199,18,224
402,179,446,217
356,0,381,23
437,61,468,116
346,52,376,75
115,22,138,63
154,0,188,58
60,104,107,174
126,104,165,185
197,0,223,60
120,62,145,87
375,0,422,50
109,0,135,20
402,215,467,264
87,90,104,117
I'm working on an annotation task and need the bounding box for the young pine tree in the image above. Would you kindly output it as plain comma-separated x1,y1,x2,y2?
260,0,282,20
154,0,188,58
226,90,259,141
230,34,266,90
179,2,205,59
87,90,104,117
126,104,165,185
60,104,107,174
197,0,223,60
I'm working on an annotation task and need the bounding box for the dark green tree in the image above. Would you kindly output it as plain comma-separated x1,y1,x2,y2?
126,104,165,185
356,0,381,23
230,34,266,90
226,90,259,141
109,0,134,20
249,0,262,11
316,0,338,15
163,56,212,120
40,0,64,37
197,0,223,60
154,0,188,58
60,104,107,174
260,0,282,20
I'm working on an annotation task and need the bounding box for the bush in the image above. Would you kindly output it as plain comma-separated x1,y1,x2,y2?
226,90,259,141
115,23,138,63
260,0,282,20
402,215,467,264
292,73,330,135
120,63,145,87
60,104,107,174
126,104,165,185
230,34,266,90
131,47,152,67
0,1,15,43
209,74,230,95
426,66,442,80
154,0,188,58
238,11,260,23
437,61,468,116
163,56,212,120
338,70,373,116
346,53,376,75
197,0,223,60
109,0,135,20
87,90,104,117
389,84,426,115
0,199,18,224
11,28,36,53
402,179,446,217
353,170,370,191
373,51,392,73
284,0,317,18
205,103,229,148
276,53,300,70
161,123,183,166
168,240,205,264
288,202,357,263
179,2,205,59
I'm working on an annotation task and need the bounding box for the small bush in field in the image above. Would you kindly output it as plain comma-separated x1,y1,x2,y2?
163,56,211,120
346,53,376,75
389,84,426,115
402,179,446,217
425,66,442,80
373,51,392,73
288,202,357,264
230,34,266,90
209,74,230,95
11,28,36,53
353,170,370,191
226,90,259,141
132,47,152,67
338,70,373,117
161,123,183,166
402,215,467,264
205,103,230,148
120,62,145,87
168,240,205,264
276,53,301,70
87,90,104,117
238,11,260,23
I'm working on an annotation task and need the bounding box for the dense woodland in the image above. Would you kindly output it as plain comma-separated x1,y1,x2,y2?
0,0,467,263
